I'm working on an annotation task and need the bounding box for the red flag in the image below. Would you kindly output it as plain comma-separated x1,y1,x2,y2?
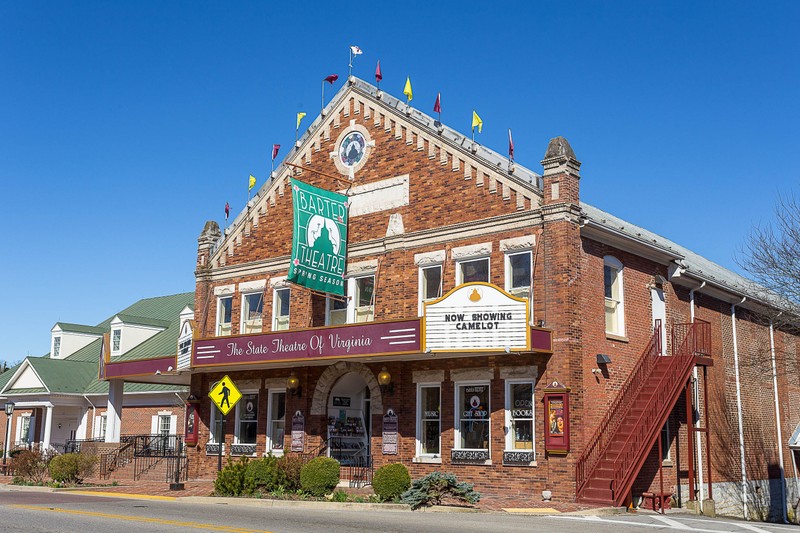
272,144,280,161
375,61,382,83
324,74,339,84
508,129,514,161
225,202,230,220
433,92,441,114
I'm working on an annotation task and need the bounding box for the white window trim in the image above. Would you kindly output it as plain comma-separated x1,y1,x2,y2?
504,379,536,459
52,336,61,358
17,414,33,444
234,390,259,447
418,264,443,317
209,401,220,443
415,383,442,461
454,380,491,452
350,274,375,324
216,296,233,336
504,250,533,324
456,257,490,285
604,255,626,336
111,329,122,354
240,291,264,334
266,389,286,455
272,287,291,331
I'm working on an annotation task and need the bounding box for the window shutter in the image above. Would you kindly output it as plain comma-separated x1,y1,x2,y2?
170,415,178,435
150,415,158,435
94,416,102,438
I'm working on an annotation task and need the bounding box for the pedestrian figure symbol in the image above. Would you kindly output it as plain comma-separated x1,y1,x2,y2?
209,375,242,416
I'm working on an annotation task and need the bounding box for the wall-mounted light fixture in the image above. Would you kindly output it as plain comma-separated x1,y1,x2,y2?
377,367,394,395
287,372,302,398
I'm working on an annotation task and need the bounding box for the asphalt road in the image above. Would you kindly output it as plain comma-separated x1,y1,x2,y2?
1,489,797,533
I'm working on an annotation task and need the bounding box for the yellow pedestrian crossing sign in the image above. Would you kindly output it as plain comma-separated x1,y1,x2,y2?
209,375,242,416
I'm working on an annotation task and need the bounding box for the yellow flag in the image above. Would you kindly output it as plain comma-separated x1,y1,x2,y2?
403,77,413,101
296,112,306,130
472,110,483,133
249,174,256,191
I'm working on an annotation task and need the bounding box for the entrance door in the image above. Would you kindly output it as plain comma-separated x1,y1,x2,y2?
327,373,370,465
651,287,666,355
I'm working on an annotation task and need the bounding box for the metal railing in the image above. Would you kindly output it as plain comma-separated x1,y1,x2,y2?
347,448,373,488
99,434,188,482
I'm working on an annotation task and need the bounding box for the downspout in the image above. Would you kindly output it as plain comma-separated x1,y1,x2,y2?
83,395,96,439
731,297,748,519
769,317,789,523
690,282,706,510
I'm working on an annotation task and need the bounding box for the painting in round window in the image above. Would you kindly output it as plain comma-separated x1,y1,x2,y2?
338,131,367,168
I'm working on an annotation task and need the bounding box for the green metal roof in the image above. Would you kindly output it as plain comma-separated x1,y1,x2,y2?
27,357,97,394
54,323,106,335
114,314,172,329
3,387,48,394
64,338,103,363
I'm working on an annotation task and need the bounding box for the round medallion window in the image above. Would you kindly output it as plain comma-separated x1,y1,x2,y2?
338,131,367,168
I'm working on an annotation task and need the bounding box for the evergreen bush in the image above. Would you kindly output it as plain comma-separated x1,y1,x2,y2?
400,471,481,510
299,456,340,496
214,456,249,496
244,455,285,494
372,463,411,501
48,453,97,484
276,453,303,491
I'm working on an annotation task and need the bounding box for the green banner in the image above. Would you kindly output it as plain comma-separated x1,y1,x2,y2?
288,178,349,296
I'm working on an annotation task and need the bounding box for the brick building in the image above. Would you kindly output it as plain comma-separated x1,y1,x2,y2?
109,77,798,519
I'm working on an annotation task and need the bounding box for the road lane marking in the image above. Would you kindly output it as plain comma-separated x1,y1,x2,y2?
11,505,274,533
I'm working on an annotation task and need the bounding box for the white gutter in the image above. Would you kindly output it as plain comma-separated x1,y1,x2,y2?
769,318,789,523
690,282,706,510
731,297,748,519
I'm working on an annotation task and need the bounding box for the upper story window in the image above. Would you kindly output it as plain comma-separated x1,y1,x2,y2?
506,251,532,323
604,256,625,336
217,296,233,336
418,265,442,316
273,288,290,331
326,292,348,326
353,275,375,323
457,257,489,284
241,292,264,334
52,336,61,358
111,329,122,353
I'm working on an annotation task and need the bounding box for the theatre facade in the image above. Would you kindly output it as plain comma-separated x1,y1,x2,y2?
104,78,800,516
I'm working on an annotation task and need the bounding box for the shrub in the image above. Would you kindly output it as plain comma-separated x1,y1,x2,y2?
244,455,285,494
276,453,303,492
299,457,340,496
372,463,411,501
331,489,349,502
48,453,98,484
214,456,249,496
400,471,481,510
10,448,53,484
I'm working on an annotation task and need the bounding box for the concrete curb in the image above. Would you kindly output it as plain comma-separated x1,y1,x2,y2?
181,495,412,512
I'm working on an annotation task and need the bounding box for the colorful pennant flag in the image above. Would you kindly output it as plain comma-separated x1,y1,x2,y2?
272,144,280,161
296,112,306,130
324,74,339,84
249,174,256,191
350,45,362,55
375,60,382,83
508,129,514,161
403,77,413,102
472,111,483,133
225,202,230,220
433,92,441,114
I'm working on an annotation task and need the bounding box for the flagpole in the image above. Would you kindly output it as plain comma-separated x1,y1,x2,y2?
348,48,353,78
321,80,325,115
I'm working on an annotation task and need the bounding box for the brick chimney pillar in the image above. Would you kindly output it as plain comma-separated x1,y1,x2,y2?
195,221,221,336
541,136,581,206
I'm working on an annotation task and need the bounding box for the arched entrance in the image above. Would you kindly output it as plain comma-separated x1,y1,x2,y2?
327,372,371,463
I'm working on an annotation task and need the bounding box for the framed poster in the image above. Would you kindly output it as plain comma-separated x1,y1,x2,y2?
382,408,398,455
332,396,351,407
543,381,570,455
291,411,305,452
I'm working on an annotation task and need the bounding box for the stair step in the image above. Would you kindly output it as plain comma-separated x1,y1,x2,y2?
580,487,613,501
586,477,613,490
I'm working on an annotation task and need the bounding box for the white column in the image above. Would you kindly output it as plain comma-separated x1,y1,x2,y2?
42,405,53,449
106,379,124,443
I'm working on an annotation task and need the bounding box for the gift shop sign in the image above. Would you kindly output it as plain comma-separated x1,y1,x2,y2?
192,319,420,367
424,283,530,352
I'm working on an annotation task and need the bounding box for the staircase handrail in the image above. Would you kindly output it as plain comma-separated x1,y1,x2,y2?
607,320,710,504
575,322,662,493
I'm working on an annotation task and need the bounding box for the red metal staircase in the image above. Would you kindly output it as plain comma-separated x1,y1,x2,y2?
575,320,711,505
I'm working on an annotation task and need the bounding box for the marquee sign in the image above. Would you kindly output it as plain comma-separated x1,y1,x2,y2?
424,283,530,352
287,178,349,296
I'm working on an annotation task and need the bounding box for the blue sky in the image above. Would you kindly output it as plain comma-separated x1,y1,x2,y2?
1,1,798,366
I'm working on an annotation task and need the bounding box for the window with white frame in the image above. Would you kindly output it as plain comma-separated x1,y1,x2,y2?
53,336,61,358
416,385,441,457
457,257,489,284
505,381,535,454
112,329,121,352
18,414,32,444
455,383,490,450
604,256,625,336
241,292,264,334
217,296,233,336
506,251,532,322
273,288,290,331
418,265,442,315
267,391,286,453
235,393,258,446
326,292,348,326
209,402,219,443
661,422,671,463
353,275,375,323
96,414,107,440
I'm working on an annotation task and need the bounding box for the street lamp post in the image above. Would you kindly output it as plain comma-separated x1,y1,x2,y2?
3,402,14,472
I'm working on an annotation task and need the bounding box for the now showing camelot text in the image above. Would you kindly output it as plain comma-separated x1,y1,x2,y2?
444,312,513,330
